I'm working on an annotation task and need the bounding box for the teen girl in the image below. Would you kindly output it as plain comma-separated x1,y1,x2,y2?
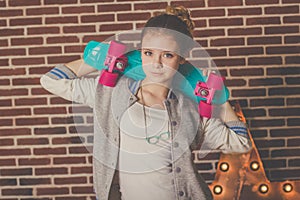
41,5,251,200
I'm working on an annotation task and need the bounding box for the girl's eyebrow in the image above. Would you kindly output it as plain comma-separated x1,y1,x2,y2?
142,48,174,53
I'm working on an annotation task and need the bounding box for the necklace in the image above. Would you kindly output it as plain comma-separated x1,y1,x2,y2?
140,86,171,144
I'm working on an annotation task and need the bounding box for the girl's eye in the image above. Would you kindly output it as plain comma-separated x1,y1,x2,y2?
163,53,174,58
144,51,152,56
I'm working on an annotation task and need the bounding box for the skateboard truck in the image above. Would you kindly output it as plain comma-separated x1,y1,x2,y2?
98,40,128,87
194,72,225,118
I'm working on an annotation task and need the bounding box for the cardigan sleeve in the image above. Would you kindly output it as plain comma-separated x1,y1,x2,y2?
200,118,252,154
40,64,98,108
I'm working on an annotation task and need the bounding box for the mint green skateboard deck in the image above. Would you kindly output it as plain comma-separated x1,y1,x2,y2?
83,40,229,104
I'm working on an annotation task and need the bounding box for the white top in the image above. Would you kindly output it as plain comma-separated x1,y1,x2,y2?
119,102,176,200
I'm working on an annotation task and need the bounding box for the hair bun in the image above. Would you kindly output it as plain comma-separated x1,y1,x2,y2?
164,5,195,34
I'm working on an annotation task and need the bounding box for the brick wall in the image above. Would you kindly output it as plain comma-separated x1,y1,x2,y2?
0,0,299,199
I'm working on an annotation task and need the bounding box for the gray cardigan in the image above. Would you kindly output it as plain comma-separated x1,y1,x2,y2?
40,64,252,200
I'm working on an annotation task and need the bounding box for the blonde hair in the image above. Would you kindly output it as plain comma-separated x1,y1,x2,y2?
155,5,195,36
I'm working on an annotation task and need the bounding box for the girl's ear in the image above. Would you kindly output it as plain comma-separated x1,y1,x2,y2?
179,57,186,65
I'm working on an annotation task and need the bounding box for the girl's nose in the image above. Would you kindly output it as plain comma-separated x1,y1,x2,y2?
153,54,162,68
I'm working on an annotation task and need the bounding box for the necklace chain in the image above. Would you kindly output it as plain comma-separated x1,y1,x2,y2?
140,86,171,144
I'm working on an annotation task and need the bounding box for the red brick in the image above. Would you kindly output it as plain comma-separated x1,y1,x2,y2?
69,125,93,134
266,26,299,35
286,56,300,64
15,97,47,106
34,127,66,135
287,118,300,126
13,57,44,65
71,166,93,174
11,37,43,46
0,28,24,36
205,48,227,57
284,16,300,24
37,187,69,195
0,138,14,146
0,68,26,76
54,176,87,185
267,46,299,55
271,128,300,137
2,188,32,196
17,138,49,145
0,148,31,157
285,35,300,44
209,18,243,27
287,98,300,105
28,27,60,35
35,167,68,175
0,108,31,117
9,0,41,7
228,7,262,16
267,66,300,75
0,88,28,96
34,107,66,115
228,27,262,36
263,159,286,168
64,45,85,53
269,108,300,116
16,117,49,126
243,108,266,117
45,16,78,24
0,168,32,176
265,5,299,14
83,34,115,43
26,7,59,15
213,58,245,67
19,158,51,166
0,19,7,26
52,136,83,144
208,0,243,7
249,78,283,86
117,12,151,21
51,116,84,124
0,48,26,56
248,56,282,65
211,38,244,46
47,55,81,64
100,23,133,32
44,0,77,5
81,14,114,23
247,17,281,25
250,98,284,107
272,148,300,157
269,87,300,96
0,178,17,186
247,36,282,45
0,128,31,137
34,147,66,155
224,79,247,87
29,67,53,75
282,0,300,2
32,88,52,95
0,119,13,126
0,39,8,47
13,78,41,85
193,29,225,38
229,47,263,56
0,59,9,66
0,9,23,17
62,6,95,14
50,97,72,105
69,146,91,154
20,178,51,185
0,99,12,107
232,88,266,97
29,46,62,55
286,77,300,85
72,186,94,194
54,157,86,165
245,0,279,5
135,2,168,10
251,119,285,128
10,17,42,26
0,79,10,86
47,36,79,44
98,4,131,12
289,158,300,166
0,159,16,166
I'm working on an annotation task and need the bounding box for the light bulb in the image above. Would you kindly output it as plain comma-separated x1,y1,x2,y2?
220,162,229,172
213,185,223,195
283,183,293,193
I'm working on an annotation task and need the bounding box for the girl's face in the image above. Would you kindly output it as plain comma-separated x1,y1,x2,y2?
141,33,185,85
